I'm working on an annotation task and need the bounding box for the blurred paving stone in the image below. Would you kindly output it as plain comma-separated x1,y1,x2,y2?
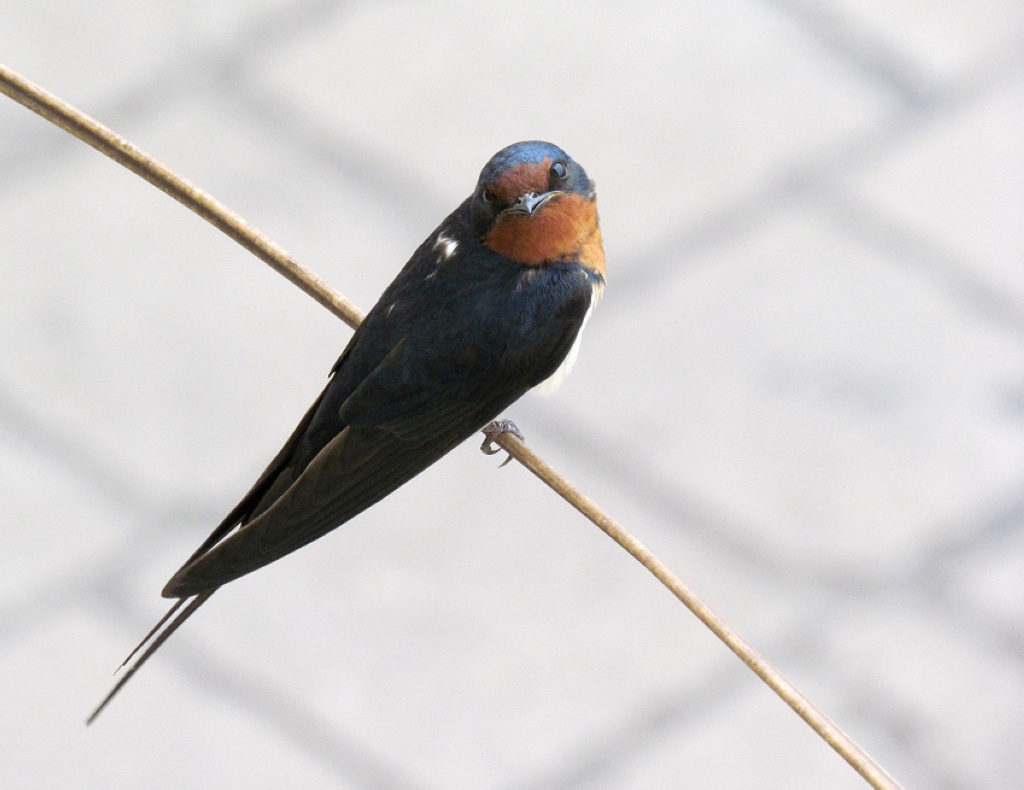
257,0,895,271
120,407,825,780
0,614,350,790
126,443,795,787
0,0,311,108
510,399,842,633
849,72,1024,304
949,517,1024,641
583,684,866,790
1,0,1022,787
769,662,938,789
0,2,182,106
0,414,127,604
825,602,1024,789
815,0,1024,81
555,205,1024,574
0,93,408,501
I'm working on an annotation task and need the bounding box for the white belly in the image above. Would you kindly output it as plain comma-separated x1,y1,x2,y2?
532,284,600,397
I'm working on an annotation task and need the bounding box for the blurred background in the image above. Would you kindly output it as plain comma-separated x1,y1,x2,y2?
1,1,1023,787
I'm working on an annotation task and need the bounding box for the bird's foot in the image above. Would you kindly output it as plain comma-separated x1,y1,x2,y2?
480,419,525,467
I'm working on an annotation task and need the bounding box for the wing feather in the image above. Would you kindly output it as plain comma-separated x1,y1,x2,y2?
163,261,597,597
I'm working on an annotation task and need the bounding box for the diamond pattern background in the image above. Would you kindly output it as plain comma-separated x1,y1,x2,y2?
1,2,1022,787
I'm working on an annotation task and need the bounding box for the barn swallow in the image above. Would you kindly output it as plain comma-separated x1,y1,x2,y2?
88,140,605,723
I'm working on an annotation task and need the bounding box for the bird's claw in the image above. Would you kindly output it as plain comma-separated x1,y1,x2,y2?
480,419,525,467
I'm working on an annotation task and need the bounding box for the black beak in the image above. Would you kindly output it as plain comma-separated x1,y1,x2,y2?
504,190,563,216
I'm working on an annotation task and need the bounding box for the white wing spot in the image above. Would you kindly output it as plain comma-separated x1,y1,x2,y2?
434,232,458,261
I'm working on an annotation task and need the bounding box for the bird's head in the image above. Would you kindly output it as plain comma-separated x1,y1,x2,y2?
471,141,605,277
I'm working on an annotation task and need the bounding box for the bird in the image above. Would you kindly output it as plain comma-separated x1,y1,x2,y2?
88,140,605,723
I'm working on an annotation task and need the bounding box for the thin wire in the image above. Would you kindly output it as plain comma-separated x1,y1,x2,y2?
0,64,363,330
493,431,902,790
0,62,901,790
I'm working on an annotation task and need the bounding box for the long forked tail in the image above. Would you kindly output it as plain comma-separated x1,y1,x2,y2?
87,589,218,725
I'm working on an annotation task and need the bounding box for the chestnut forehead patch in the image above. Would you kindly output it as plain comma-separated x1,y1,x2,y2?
490,158,552,203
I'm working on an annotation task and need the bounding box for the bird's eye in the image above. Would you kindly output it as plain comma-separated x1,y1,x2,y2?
551,161,568,180
482,188,496,205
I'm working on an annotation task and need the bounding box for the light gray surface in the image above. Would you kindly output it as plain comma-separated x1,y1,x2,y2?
1,1,1022,788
